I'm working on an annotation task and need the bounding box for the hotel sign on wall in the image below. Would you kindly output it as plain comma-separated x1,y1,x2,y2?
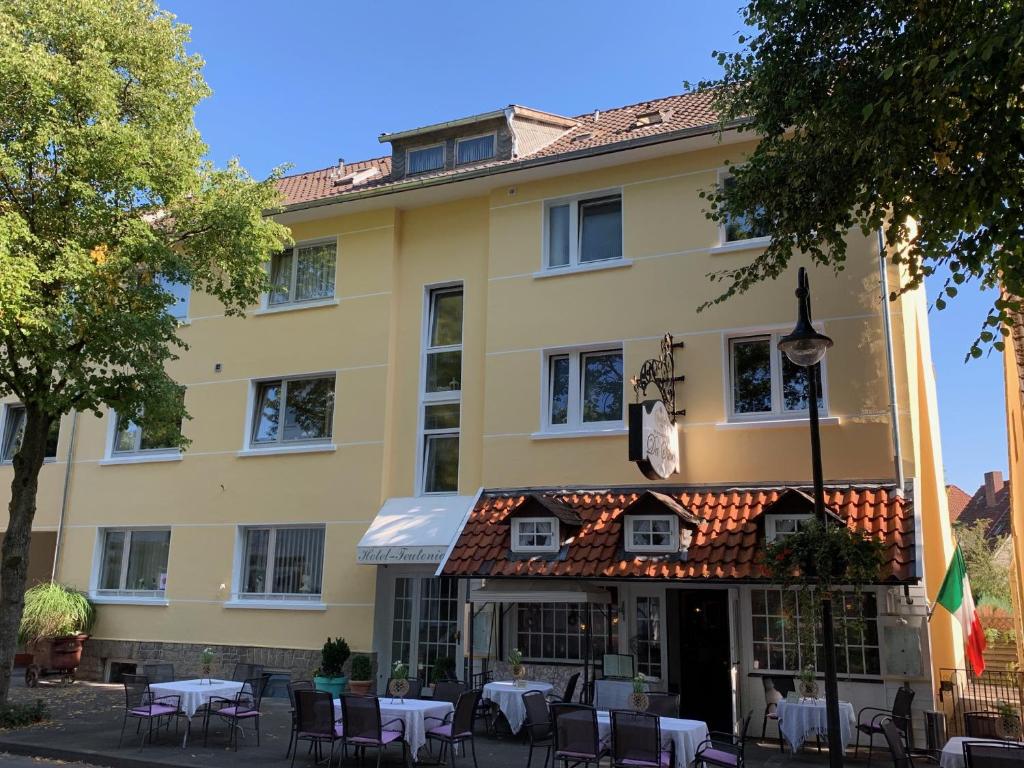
628,333,684,480
356,546,449,564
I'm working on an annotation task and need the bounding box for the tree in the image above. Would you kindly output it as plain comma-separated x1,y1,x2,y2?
0,0,289,703
956,519,1012,606
696,1,1024,357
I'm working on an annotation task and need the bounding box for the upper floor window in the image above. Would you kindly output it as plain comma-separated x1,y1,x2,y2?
420,286,463,494
239,525,324,600
269,241,336,307
97,528,171,597
625,516,678,553
1,405,59,463
156,276,190,320
545,347,623,431
545,192,623,269
721,175,770,243
113,411,181,456
765,515,813,542
250,375,335,448
408,144,445,174
728,333,825,420
512,517,559,553
456,134,495,165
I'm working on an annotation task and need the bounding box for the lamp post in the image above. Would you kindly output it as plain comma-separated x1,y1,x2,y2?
778,267,843,768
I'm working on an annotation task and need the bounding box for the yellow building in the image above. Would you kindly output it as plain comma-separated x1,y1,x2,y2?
1,92,962,741
1002,312,1024,670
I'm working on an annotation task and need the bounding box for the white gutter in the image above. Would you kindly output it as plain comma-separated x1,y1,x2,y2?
51,409,78,581
878,228,906,492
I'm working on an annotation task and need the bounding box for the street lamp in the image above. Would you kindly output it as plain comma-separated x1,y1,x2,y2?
778,267,843,768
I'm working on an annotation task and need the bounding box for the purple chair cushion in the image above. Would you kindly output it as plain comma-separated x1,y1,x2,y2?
215,706,258,719
129,704,178,717
348,730,403,746
297,726,344,739
618,751,672,768
557,749,607,760
428,723,472,739
699,748,738,767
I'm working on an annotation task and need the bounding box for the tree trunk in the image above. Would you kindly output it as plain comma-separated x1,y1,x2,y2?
0,406,51,705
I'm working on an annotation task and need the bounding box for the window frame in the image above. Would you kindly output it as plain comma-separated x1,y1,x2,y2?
624,515,679,554
107,408,181,459
725,330,829,422
634,594,664,680
234,524,326,602
765,514,814,543
541,344,625,433
156,275,191,321
542,189,624,271
265,237,338,309
246,373,337,450
0,404,59,464
455,132,496,165
514,601,614,664
717,170,771,246
93,527,172,599
511,517,560,553
406,143,446,175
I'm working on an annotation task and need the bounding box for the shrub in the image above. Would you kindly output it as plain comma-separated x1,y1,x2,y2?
350,654,372,681
431,656,455,683
317,637,350,678
19,583,95,646
0,699,47,729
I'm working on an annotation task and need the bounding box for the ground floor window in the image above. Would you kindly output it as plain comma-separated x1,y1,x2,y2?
97,528,170,597
239,526,324,600
516,602,615,663
635,596,662,678
391,576,461,683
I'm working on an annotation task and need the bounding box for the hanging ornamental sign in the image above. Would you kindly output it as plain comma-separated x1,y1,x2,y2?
628,334,684,480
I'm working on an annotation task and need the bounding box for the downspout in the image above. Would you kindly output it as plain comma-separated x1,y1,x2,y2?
50,409,78,582
878,229,906,493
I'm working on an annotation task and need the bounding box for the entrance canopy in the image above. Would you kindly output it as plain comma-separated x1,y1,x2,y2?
469,579,611,604
357,496,476,565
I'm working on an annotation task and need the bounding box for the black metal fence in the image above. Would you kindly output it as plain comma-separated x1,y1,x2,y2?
939,667,1024,736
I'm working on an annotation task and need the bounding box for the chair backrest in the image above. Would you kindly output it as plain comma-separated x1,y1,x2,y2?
239,676,266,712
522,690,552,738
342,694,383,742
142,663,174,683
552,703,600,758
451,689,482,736
963,741,1024,768
433,680,466,706
295,689,336,738
611,710,661,767
471,669,492,689
231,662,264,682
774,677,796,697
964,712,1001,739
735,710,752,756
891,685,915,730
122,673,151,710
882,719,912,768
562,672,580,704
645,692,679,718
288,679,315,710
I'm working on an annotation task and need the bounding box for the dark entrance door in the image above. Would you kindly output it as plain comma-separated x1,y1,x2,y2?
666,589,732,733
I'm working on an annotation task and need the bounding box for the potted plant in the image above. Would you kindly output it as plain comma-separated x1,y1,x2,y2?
19,583,94,686
798,665,819,699
509,647,526,688
199,647,214,684
431,656,455,684
313,637,350,698
388,660,410,700
630,672,649,711
996,701,1021,740
349,654,374,695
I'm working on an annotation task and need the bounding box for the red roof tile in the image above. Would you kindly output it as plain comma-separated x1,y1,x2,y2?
440,484,915,583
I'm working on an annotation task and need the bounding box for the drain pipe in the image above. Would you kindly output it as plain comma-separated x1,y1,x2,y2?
877,229,906,493
51,409,78,582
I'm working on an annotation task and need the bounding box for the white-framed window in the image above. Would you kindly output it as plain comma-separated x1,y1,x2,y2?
111,409,181,456
719,173,770,244
419,285,463,494
765,514,813,542
268,240,337,307
512,517,559,553
1,405,59,463
624,516,679,553
727,333,826,420
96,528,171,597
456,134,495,165
407,144,445,174
390,575,463,683
156,276,190,320
635,595,663,678
544,191,623,269
238,525,325,600
544,347,624,431
516,602,613,662
249,374,335,448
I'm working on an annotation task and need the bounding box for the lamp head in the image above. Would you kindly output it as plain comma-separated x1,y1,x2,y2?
778,268,833,367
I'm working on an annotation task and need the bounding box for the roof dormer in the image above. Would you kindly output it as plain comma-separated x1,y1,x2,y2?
506,494,582,555
620,491,699,555
760,487,843,542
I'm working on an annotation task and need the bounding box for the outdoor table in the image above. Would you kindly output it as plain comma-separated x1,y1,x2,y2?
333,696,454,761
597,711,708,768
776,698,856,753
149,678,245,747
593,679,648,710
481,680,553,734
939,736,1024,768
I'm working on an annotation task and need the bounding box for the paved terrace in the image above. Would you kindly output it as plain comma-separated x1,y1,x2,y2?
0,679,884,768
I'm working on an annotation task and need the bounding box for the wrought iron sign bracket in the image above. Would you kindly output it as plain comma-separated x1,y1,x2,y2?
630,333,685,423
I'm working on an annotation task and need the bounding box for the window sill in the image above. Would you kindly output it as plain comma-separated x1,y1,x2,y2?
90,595,169,606
253,298,339,316
223,599,327,611
715,416,840,430
1,458,57,466
236,443,336,458
533,259,632,280
709,237,771,255
531,426,627,440
99,452,182,466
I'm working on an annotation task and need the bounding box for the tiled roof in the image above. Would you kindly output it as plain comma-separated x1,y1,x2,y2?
956,481,1012,539
274,92,722,208
441,484,915,583
947,484,973,522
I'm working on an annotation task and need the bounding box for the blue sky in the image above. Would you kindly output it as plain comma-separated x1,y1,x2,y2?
164,0,1006,491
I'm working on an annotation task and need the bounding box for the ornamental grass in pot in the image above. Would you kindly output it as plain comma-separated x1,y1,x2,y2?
19,582,95,647
313,637,350,698
348,654,374,695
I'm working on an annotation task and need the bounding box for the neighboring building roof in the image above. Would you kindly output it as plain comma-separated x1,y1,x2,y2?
947,484,973,522
274,91,723,209
956,476,1012,539
440,484,914,583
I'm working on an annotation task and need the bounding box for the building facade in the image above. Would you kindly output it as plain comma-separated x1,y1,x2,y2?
1,92,962,737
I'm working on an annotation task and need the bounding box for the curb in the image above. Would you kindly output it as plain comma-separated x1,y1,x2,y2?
0,739,197,768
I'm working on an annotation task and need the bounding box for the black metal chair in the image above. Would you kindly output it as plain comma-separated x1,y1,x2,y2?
522,689,554,768
433,680,467,706
286,679,316,758
548,672,580,705
387,676,424,699
290,689,344,768
342,694,407,768
551,703,608,768
610,709,673,768
142,663,175,683
964,712,1002,739
760,676,794,740
963,740,1024,768
471,670,494,733
228,662,264,682
426,689,482,768
117,673,184,749
203,676,266,750
854,685,915,765
645,693,680,719
693,711,752,768
882,719,913,768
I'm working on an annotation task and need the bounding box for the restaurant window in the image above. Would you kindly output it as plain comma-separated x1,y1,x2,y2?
249,375,335,447
97,528,171,597
516,603,612,663
390,577,461,683
239,526,325,600
625,516,678,553
420,285,463,494
635,596,662,678
765,515,813,543
545,348,623,431
1,405,59,463
721,175,770,243
456,134,495,165
512,518,559,553
545,192,623,269
408,144,445,174
750,588,880,676
268,240,337,307
729,334,826,420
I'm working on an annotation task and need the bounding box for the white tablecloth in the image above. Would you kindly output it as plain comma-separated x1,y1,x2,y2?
939,737,1024,768
334,696,453,761
777,698,856,753
482,681,553,734
597,711,708,768
594,679,648,711
150,679,245,718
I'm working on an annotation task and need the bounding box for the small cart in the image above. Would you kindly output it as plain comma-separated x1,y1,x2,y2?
24,633,88,687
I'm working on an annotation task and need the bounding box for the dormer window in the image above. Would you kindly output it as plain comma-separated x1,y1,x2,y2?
765,515,812,542
456,134,495,165
408,144,445,174
625,516,679,553
512,517,559,553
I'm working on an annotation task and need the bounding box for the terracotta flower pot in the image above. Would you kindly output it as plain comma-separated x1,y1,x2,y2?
349,679,374,695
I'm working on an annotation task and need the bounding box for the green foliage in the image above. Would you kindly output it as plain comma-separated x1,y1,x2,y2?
693,0,1024,357
317,637,350,678
956,519,1012,604
763,519,886,591
199,647,214,665
391,660,409,681
430,655,455,683
19,583,95,645
350,654,372,682
0,699,46,728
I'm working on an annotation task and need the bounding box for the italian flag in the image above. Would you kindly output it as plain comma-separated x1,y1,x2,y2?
936,545,987,676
